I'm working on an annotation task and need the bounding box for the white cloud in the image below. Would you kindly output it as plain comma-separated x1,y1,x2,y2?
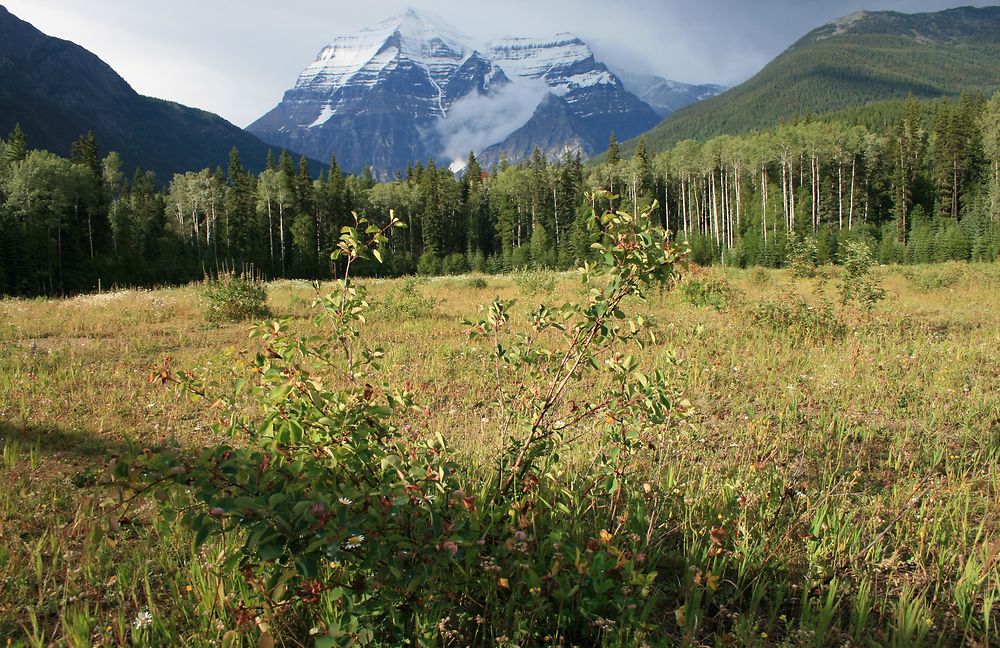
436,77,550,170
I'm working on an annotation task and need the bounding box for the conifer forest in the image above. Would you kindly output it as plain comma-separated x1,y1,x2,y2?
2,93,998,296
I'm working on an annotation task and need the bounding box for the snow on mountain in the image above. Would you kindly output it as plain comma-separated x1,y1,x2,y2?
613,70,726,117
295,9,486,119
248,8,662,174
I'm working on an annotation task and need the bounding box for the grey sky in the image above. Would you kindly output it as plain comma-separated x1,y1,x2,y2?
3,1,992,127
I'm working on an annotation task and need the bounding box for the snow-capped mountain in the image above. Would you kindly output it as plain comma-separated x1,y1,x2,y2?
248,8,661,175
614,71,726,118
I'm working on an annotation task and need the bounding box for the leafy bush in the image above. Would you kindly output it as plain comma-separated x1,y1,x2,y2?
512,269,557,296
747,267,771,286
679,273,739,310
119,201,690,646
786,232,819,278
441,252,470,275
375,276,438,319
201,271,270,323
901,263,966,291
464,276,488,289
416,250,441,276
748,295,846,340
839,240,886,310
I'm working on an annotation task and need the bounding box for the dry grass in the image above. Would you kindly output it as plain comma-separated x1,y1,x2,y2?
1,263,999,646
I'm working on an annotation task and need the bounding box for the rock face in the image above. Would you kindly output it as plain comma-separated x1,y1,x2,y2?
614,71,725,118
248,9,662,174
0,5,280,180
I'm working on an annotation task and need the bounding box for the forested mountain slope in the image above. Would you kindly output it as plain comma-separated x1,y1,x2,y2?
0,5,279,180
622,5,1000,155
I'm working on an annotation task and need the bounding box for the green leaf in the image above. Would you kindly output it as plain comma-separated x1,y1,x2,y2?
257,543,284,561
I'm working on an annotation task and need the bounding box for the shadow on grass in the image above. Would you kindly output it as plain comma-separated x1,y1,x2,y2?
0,419,136,460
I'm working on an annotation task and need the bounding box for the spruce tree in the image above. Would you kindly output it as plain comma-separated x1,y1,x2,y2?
608,132,620,165
70,131,102,181
5,123,27,164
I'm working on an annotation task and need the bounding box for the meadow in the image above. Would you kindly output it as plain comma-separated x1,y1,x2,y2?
1,258,999,646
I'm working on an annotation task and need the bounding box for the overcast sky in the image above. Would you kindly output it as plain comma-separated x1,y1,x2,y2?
3,0,992,127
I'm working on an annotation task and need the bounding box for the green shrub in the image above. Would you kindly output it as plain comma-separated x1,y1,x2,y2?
748,295,845,340
201,271,270,323
417,250,441,276
901,264,966,291
441,252,469,275
512,268,557,296
468,250,487,273
839,240,886,310
120,204,688,646
679,274,739,310
786,232,819,278
375,276,438,319
464,276,488,289
747,267,771,286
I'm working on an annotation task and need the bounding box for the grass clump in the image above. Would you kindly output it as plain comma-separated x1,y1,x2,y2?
901,262,967,291
748,294,846,340
747,266,771,286
201,271,270,323
375,276,439,319
512,268,557,296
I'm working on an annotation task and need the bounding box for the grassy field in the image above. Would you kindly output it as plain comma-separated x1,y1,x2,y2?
1,261,999,646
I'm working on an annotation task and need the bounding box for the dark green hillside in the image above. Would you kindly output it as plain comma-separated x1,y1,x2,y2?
0,5,285,180
621,5,1000,155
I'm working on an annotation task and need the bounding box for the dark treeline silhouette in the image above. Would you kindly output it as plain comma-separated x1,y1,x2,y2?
1,92,998,296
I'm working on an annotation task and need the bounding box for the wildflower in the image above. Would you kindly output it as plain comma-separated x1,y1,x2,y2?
185,585,193,592
338,497,353,505
441,540,459,557
133,609,153,629
498,577,509,589
209,507,225,517
344,534,365,549
310,502,327,516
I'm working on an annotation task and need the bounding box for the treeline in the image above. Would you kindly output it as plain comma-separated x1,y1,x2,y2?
628,93,1000,266
1,93,998,295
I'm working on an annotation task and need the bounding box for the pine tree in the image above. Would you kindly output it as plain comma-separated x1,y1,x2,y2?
296,156,315,217
226,147,259,267
70,131,102,181
608,132,620,165
4,123,27,165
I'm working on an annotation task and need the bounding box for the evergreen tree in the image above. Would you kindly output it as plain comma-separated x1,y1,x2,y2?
608,132,620,165
70,131,102,181
4,123,27,165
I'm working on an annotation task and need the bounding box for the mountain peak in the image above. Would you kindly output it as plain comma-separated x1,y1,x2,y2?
805,5,1000,44
249,11,661,175
382,7,467,35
